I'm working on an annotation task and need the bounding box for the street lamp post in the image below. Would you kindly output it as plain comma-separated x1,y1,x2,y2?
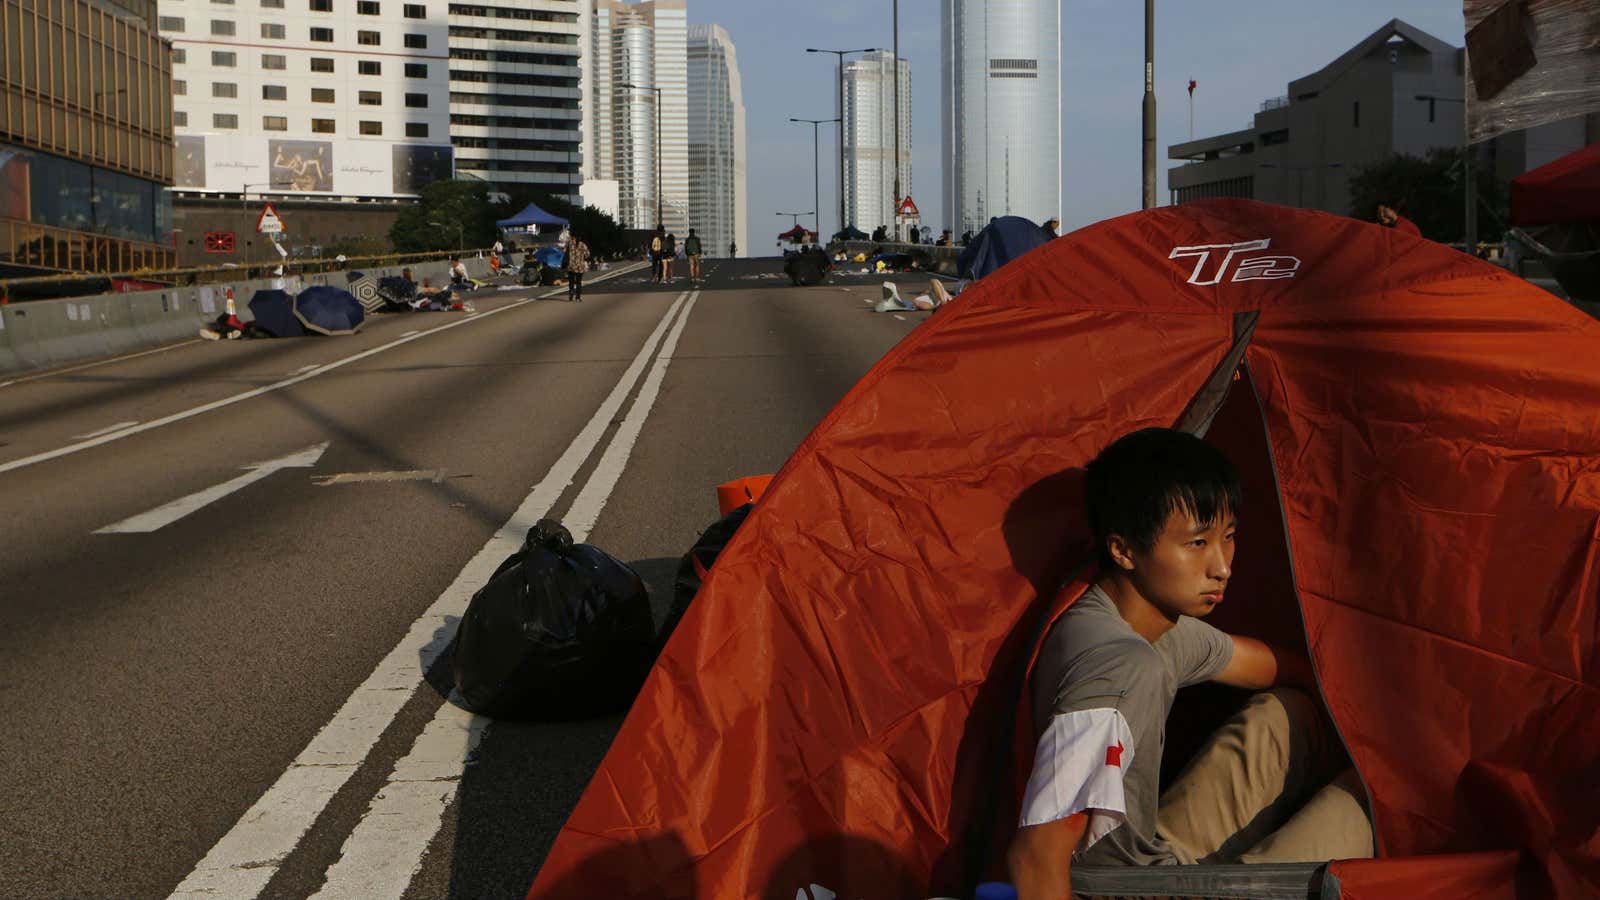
806,46,880,241
1416,93,1474,251
620,81,664,230
1142,0,1156,209
1256,162,1343,208
790,117,838,239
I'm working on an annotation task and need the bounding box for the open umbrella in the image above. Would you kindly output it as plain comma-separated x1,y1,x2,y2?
246,288,305,338
294,285,365,335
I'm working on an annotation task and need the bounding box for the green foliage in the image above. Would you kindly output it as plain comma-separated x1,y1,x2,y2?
389,179,501,252
493,187,630,260
1348,148,1508,244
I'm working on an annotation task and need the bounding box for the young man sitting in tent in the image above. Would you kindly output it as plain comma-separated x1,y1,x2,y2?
1008,428,1373,899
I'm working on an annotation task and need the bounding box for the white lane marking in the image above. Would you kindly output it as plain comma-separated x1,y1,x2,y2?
95,443,329,534
860,298,872,304
894,315,907,321
399,330,419,337
0,340,201,389
0,262,649,478
71,421,140,440
311,469,446,486
311,291,701,899
166,289,689,900
293,364,320,375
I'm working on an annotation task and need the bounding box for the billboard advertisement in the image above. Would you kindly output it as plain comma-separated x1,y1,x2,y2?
172,135,453,198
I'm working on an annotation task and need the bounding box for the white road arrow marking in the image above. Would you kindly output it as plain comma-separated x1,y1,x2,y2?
94,442,329,534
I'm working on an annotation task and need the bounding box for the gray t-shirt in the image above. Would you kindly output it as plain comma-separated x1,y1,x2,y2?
1029,585,1234,866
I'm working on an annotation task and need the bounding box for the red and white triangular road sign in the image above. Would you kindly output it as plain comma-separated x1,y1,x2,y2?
256,202,285,234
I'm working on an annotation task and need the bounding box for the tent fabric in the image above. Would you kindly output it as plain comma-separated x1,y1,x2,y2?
293,285,365,335
778,225,814,243
533,246,565,269
527,199,1600,900
1510,141,1600,226
496,202,569,228
956,214,1054,280
246,288,305,338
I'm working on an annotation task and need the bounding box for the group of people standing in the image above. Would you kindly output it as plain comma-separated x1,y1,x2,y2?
647,226,706,285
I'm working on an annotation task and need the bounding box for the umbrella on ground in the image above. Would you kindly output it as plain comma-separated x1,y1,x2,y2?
534,245,565,269
247,288,306,337
294,285,365,335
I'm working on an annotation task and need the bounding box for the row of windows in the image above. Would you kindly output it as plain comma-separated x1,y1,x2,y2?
167,0,428,15
449,48,578,67
450,113,576,131
174,111,432,136
448,92,575,110
988,72,1038,79
174,81,432,106
448,26,576,44
175,52,430,78
988,58,1038,70
158,18,429,47
447,5,577,24
450,137,579,152
448,69,580,89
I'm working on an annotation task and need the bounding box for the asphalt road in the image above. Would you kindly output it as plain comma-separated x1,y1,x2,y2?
0,258,936,899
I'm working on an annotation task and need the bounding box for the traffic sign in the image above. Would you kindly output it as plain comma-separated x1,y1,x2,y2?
204,231,235,253
256,202,285,234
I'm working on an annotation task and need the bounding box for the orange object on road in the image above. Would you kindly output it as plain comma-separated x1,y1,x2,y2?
715,475,773,516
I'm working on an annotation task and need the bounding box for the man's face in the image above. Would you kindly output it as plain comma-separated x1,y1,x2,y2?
1377,204,1398,225
1115,506,1236,621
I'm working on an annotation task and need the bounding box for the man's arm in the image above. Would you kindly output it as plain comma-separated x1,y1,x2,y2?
1008,813,1087,900
1213,634,1316,691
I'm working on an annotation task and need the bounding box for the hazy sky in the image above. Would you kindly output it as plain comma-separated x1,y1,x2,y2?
683,1,1467,246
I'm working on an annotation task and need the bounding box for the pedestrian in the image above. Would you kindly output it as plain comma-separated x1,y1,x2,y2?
684,228,703,282
493,238,504,257
450,256,471,289
728,240,737,258
565,233,591,302
662,231,677,282
650,227,665,283
1375,200,1421,237
1044,216,1060,239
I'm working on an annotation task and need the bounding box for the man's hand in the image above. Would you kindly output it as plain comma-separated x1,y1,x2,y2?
1007,812,1087,900
1214,635,1316,691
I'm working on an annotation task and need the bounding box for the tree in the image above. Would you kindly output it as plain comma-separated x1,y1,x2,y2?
389,179,501,252
1348,148,1508,244
493,187,631,260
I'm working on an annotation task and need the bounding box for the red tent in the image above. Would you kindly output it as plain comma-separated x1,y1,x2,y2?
529,200,1600,899
778,224,815,244
1511,142,1600,226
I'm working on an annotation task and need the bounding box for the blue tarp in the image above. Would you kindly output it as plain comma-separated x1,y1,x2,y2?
247,289,305,338
533,246,565,268
956,215,1053,280
294,285,365,335
496,202,569,228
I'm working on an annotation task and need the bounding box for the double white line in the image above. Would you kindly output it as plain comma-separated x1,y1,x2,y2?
169,290,701,899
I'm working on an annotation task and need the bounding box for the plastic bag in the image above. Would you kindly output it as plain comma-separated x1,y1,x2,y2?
661,504,753,650
452,519,655,719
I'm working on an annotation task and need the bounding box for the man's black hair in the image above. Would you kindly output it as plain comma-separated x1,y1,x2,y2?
1085,427,1242,568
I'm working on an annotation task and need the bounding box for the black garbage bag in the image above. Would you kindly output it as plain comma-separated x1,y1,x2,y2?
451,519,655,719
660,503,753,651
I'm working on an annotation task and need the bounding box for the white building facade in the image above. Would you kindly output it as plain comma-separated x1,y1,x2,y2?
159,0,454,200
940,0,1061,235
584,0,689,235
446,1,585,202
843,50,911,237
687,24,746,258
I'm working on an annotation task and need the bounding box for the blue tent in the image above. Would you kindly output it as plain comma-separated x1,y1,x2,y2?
956,215,1053,281
533,245,565,269
496,202,569,230
247,289,305,338
294,285,365,335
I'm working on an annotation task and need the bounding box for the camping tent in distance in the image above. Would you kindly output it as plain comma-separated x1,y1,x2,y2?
527,199,1600,900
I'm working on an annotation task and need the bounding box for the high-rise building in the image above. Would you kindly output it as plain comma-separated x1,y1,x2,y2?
687,24,746,258
585,0,689,235
843,50,911,237
448,1,584,202
940,0,1061,235
2,0,175,275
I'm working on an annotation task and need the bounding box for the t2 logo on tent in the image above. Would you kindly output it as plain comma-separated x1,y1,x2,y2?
1168,238,1301,285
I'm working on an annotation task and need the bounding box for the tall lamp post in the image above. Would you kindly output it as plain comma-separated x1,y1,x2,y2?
1142,0,1156,209
806,46,880,241
789,117,838,239
620,81,664,230
1416,93,1474,251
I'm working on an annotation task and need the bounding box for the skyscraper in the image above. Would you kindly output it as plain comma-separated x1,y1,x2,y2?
940,0,1061,235
687,24,747,258
843,50,911,237
585,0,689,235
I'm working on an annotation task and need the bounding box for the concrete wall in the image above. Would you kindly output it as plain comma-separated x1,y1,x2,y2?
173,197,411,267
0,257,490,375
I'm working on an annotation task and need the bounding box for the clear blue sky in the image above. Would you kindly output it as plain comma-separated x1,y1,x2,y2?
685,1,1467,248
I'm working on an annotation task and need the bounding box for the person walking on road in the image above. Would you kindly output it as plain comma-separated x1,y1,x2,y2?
649,227,665,283
662,232,678,283
684,228,704,283
565,234,591,302
728,239,737,258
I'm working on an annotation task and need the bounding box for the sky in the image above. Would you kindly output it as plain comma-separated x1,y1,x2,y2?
683,1,1468,247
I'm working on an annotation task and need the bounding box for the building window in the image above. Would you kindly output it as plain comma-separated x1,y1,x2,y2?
311,88,336,103
310,0,332,10
158,15,184,30
360,120,384,135
359,60,382,75
359,90,383,105
172,48,187,64
212,82,238,98
210,19,235,35
358,1,381,13
212,0,236,4
404,92,428,108
262,0,284,7
404,63,428,78
404,33,427,48
212,51,236,66
310,57,335,72
310,27,334,41
214,113,239,129
1353,101,1361,128
312,118,337,133
174,110,188,126
261,22,285,38
263,84,287,100
262,53,286,70
404,3,425,17
357,30,381,45
173,80,187,95
405,122,429,137
264,115,288,131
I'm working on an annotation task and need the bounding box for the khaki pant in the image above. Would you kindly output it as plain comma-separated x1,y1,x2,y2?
1156,688,1375,864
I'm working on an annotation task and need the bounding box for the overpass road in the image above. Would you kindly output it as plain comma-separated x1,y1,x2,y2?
0,258,933,899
